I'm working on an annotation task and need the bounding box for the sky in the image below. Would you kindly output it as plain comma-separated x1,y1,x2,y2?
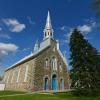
0,0,100,74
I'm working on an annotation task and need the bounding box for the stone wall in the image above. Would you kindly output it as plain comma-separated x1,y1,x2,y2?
4,39,70,92
4,58,36,91
34,39,70,91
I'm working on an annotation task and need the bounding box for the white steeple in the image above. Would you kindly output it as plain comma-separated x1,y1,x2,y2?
34,40,39,52
43,11,53,40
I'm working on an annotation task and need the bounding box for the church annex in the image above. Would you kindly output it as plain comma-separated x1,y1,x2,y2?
3,11,70,92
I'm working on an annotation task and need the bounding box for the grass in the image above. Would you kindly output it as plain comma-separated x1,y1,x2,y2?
0,90,26,96
0,91,100,100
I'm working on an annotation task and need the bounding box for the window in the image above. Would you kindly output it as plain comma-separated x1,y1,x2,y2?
45,32,46,37
45,58,49,68
52,57,57,70
24,65,29,82
59,62,62,71
48,32,49,35
16,68,21,83
51,32,52,36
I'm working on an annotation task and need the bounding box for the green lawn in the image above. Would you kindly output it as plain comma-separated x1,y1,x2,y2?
0,91,100,100
0,90,26,96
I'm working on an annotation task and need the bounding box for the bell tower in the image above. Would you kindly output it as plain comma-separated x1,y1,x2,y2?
43,11,54,40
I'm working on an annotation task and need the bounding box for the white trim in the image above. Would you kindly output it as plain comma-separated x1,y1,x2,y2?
44,58,49,68
11,70,14,83
24,65,29,82
16,68,21,83
57,49,68,67
51,57,57,71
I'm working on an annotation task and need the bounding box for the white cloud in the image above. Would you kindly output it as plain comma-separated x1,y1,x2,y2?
0,43,18,60
0,27,2,31
60,26,69,32
78,25,92,33
22,48,30,52
60,28,73,45
0,34,11,39
60,18,97,45
2,19,26,32
27,16,35,25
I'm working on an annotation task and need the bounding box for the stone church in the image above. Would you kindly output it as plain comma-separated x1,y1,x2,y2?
3,11,70,92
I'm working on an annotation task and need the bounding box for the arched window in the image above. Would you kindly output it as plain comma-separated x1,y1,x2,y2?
59,62,62,71
48,32,49,35
45,32,46,37
51,57,57,70
51,32,52,37
45,58,49,68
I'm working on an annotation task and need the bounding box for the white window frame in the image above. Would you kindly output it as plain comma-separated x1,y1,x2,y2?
24,65,29,82
11,70,14,83
52,57,57,70
16,68,21,83
45,58,49,68
59,62,62,71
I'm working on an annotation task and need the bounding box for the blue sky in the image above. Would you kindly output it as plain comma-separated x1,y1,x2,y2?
0,0,100,74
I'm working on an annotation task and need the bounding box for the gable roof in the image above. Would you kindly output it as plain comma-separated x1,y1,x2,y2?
5,38,68,72
5,38,51,71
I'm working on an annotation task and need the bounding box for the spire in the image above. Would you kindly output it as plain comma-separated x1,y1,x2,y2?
43,11,53,40
34,39,39,52
45,11,52,29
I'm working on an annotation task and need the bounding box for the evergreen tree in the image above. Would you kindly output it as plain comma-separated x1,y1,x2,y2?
92,0,100,16
69,29,100,95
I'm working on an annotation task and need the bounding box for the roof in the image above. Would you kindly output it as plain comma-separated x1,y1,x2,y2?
5,38,51,71
5,38,68,72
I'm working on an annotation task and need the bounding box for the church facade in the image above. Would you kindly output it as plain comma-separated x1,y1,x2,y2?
3,11,70,92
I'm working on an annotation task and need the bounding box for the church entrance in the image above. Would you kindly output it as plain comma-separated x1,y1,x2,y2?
52,74,57,90
44,78,49,90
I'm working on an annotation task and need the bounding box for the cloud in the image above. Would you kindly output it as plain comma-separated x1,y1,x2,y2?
78,25,92,33
60,18,97,45
0,27,2,31
60,27,73,45
0,34,11,39
0,43,18,60
2,19,26,32
27,16,35,25
60,26,69,32
22,48,30,52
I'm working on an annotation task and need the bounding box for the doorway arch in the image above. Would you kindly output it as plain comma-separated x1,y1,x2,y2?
60,79,63,90
44,78,49,90
52,74,57,90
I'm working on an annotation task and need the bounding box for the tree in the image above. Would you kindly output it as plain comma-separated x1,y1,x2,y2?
92,0,100,16
69,29,100,95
